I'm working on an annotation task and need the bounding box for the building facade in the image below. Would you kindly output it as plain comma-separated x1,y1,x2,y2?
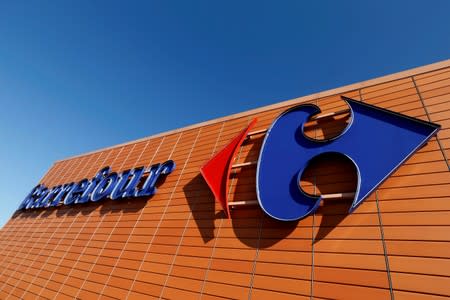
0,60,449,299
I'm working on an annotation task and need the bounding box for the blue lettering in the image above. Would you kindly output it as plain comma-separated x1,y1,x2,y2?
76,167,110,204
110,167,145,200
38,185,63,208
91,172,118,202
135,160,176,197
50,183,75,207
17,160,176,211
18,185,43,210
64,179,89,205
28,187,49,209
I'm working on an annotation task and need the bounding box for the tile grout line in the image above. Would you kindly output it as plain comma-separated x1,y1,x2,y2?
0,217,19,258
159,127,205,299
18,207,81,298
310,212,316,300
87,142,140,298
7,157,80,296
43,151,108,298
309,98,320,300
31,154,100,296
197,122,228,299
96,140,153,295
73,146,127,299
247,214,264,300
1,158,80,296
375,191,394,300
54,150,114,298
38,154,98,296
0,207,42,282
199,118,249,299
37,161,59,186
97,138,165,297
358,89,364,102
2,213,59,297
36,165,53,185
0,207,24,245
411,76,450,171
0,160,72,279
310,174,317,300
214,116,257,300
124,132,184,299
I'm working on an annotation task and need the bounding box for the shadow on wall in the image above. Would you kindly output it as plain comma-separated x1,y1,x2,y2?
184,173,298,248
300,153,357,244
182,129,298,248
183,173,219,244
302,113,357,244
182,108,358,248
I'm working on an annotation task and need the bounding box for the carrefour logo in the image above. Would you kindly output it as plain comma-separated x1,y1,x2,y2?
18,160,176,210
201,97,440,221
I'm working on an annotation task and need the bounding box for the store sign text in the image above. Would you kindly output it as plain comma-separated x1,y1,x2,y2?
18,160,176,210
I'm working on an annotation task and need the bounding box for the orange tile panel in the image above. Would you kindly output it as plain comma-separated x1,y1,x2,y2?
414,66,450,80
313,281,391,300
362,77,413,94
391,272,450,297
201,281,250,299
395,290,449,300
420,84,450,100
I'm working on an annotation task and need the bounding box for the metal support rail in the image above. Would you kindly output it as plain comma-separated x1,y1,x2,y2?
245,109,350,139
311,109,350,121
231,161,257,168
247,128,268,136
228,192,355,207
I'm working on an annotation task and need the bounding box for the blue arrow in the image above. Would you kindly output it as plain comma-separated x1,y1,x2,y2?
256,96,440,221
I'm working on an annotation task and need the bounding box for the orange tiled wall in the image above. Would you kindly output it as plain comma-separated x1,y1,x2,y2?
0,64,449,300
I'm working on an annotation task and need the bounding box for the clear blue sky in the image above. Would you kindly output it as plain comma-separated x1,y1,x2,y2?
1,1,449,227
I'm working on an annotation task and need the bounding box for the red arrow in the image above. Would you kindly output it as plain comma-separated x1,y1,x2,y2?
200,118,257,218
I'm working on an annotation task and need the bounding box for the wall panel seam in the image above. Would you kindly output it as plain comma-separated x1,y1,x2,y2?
375,191,394,300
159,128,203,298
124,131,185,298
0,157,80,297
247,215,264,300
411,76,450,171
33,153,103,298
195,121,226,299
72,147,126,299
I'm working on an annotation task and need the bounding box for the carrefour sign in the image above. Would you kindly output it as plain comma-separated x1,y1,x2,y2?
18,97,441,219
18,160,176,210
